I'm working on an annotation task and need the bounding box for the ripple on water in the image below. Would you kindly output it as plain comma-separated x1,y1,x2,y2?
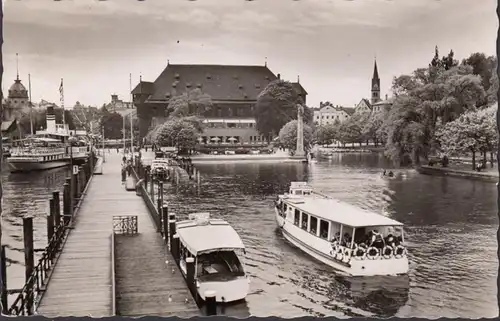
163,155,497,318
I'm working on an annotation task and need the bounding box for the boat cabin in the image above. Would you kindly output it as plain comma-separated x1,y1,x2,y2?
287,181,313,196
176,213,246,282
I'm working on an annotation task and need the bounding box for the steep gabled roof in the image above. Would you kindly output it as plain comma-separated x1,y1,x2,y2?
291,82,308,95
341,107,355,116
132,81,155,95
146,64,278,101
1,119,17,133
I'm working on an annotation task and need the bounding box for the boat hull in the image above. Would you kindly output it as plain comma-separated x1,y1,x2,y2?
197,277,250,303
7,159,69,173
274,207,409,277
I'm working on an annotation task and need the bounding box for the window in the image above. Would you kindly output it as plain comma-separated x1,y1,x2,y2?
319,220,329,239
310,216,318,235
301,213,308,230
284,203,287,212
294,209,300,226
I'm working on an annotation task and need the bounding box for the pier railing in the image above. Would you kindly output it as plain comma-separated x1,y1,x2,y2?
2,153,98,316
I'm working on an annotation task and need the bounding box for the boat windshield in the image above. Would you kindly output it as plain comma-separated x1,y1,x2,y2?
196,250,245,282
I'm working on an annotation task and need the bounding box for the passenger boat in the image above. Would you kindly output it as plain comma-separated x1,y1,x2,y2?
176,212,250,303
150,159,172,181
274,182,409,276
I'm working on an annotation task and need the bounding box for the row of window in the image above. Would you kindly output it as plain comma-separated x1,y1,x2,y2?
283,203,330,239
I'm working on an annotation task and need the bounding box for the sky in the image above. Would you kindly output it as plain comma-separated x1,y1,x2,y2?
2,0,498,108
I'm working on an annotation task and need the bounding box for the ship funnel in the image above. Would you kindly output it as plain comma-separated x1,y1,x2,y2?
46,106,56,133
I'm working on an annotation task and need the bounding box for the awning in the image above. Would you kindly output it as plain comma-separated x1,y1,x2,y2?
176,220,245,256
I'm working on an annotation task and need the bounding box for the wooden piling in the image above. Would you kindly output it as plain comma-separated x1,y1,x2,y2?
168,219,176,248
73,170,79,207
162,205,169,243
63,179,71,225
48,199,55,243
23,217,34,315
52,191,61,227
171,234,179,264
1,245,8,314
205,290,217,316
186,257,195,297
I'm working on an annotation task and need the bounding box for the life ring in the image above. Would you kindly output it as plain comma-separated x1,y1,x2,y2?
366,247,379,260
382,246,393,259
394,245,406,258
354,247,366,260
335,249,344,261
342,249,351,263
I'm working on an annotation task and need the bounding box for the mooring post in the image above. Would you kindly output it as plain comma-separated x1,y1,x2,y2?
144,170,149,189
48,198,55,244
23,217,34,315
1,245,8,314
205,290,217,316
150,174,155,202
157,181,163,215
162,205,169,243
171,234,179,264
186,257,195,296
52,191,61,227
73,169,79,207
168,219,176,248
63,178,71,225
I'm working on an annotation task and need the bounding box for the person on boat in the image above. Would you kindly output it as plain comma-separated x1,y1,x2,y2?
369,229,385,248
382,170,387,176
388,171,394,178
385,227,396,248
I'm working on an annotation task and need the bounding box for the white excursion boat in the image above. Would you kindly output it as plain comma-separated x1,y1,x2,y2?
176,213,250,303
274,182,409,276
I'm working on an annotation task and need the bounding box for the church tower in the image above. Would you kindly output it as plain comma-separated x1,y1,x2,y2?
371,59,381,104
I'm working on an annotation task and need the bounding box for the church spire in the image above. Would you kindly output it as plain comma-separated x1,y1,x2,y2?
372,58,379,80
371,58,381,104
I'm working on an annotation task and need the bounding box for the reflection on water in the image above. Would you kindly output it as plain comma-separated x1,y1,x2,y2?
164,153,498,318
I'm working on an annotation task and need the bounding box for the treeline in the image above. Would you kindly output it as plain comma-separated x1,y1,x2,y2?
313,48,498,167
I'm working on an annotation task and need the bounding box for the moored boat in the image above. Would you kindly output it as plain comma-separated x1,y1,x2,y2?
176,212,250,303
274,182,409,276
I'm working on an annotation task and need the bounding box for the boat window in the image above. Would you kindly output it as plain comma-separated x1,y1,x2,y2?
284,203,287,212
303,190,311,195
310,216,318,235
319,220,329,239
294,190,302,195
293,209,300,226
301,213,308,230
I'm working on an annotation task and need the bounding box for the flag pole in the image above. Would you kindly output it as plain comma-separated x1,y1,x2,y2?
129,73,133,156
60,78,65,130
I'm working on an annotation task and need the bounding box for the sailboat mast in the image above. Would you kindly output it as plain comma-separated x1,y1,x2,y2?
28,73,33,136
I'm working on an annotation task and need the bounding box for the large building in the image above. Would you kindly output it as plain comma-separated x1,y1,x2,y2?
132,63,307,144
1,74,29,140
312,102,354,126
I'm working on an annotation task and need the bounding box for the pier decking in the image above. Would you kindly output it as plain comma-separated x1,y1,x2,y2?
36,151,199,317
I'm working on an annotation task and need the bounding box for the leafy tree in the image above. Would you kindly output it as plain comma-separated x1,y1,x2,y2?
338,112,369,145
278,120,313,154
153,117,202,152
71,105,101,133
362,111,386,145
18,106,76,134
100,111,124,139
314,124,337,146
168,88,213,118
255,80,312,137
436,105,498,170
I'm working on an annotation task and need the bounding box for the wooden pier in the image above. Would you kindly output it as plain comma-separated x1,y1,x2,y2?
35,151,200,317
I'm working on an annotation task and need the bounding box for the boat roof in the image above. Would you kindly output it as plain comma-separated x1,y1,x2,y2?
176,214,245,255
282,196,403,228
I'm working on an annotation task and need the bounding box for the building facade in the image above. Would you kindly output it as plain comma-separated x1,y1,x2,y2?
313,102,354,126
132,63,307,144
104,94,133,113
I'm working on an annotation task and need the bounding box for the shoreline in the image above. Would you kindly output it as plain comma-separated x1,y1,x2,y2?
417,165,498,183
190,154,307,163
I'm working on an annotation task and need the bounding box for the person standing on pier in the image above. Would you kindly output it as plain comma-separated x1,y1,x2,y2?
121,161,127,184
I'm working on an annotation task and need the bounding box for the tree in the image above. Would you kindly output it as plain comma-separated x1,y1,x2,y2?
338,112,369,146
255,80,312,137
362,111,386,145
278,120,313,154
314,124,337,146
153,117,202,153
100,111,124,139
436,105,498,170
168,88,213,118
71,105,101,133
18,106,76,134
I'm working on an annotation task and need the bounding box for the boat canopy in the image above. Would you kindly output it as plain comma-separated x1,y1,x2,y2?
284,197,404,228
176,219,245,256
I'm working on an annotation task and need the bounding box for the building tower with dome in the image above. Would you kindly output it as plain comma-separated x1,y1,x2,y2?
371,59,381,105
4,74,29,122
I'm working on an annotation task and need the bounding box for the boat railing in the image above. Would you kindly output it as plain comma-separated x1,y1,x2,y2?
10,147,66,156
331,241,407,262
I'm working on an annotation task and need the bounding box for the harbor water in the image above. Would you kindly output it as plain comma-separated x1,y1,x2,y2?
163,153,498,318
1,152,497,318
